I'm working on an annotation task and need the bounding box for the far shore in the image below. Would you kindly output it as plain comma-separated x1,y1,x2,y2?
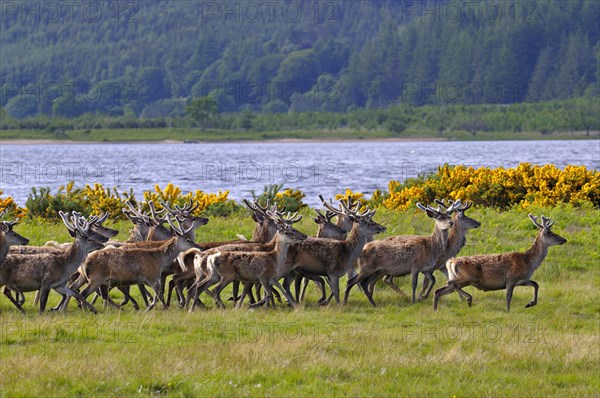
0,137,451,145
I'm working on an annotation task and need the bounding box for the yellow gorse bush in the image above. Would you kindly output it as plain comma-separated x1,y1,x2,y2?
143,183,230,216
81,183,134,219
0,190,27,220
383,163,599,210
275,188,306,208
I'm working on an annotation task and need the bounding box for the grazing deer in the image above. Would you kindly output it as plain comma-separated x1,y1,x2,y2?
188,213,308,310
345,201,460,306
78,217,198,311
433,214,566,311
372,199,481,300
287,199,386,305
0,212,104,313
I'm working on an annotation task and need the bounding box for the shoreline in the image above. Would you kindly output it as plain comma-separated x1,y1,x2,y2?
0,137,450,145
1,135,597,145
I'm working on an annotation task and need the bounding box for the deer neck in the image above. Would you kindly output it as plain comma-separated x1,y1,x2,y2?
447,218,466,255
346,223,370,262
0,233,8,263
524,233,548,271
273,235,292,269
252,223,272,243
432,224,450,253
158,237,180,269
63,239,90,275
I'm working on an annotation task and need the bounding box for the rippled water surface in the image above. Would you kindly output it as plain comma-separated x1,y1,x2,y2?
1,140,598,206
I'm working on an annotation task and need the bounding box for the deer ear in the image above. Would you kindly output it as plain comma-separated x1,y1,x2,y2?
68,228,77,238
425,209,437,219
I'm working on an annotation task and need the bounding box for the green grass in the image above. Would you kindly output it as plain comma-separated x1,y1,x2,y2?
1,127,597,143
1,206,599,396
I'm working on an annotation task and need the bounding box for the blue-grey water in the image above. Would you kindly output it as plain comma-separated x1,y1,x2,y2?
1,140,598,207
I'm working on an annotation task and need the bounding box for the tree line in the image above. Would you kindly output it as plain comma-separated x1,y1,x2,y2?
0,0,598,119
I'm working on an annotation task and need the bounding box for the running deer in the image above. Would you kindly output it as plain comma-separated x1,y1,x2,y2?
188,213,308,310
182,206,302,309
288,207,349,303
345,201,460,306
287,199,386,305
0,212,104,313
433,214,566,311
372,199,481,299
78,217,198,311
9,212,114,308
0,215,30,263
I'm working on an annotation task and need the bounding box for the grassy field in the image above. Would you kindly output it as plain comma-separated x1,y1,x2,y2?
1,127,597,143
0,206,598,396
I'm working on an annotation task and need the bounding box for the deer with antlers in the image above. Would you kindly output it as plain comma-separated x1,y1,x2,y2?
433,214,566,311
286,198,386,305
188,211,308,310
182,201,301,309
344,200,461,306
0,212,104,313
369,199,481,300
77,216,199,311
0,210,30,263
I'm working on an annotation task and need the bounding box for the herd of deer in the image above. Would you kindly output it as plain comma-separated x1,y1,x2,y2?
0,195,566,314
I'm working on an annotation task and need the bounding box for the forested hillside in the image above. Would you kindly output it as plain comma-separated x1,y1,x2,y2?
1,0,598,119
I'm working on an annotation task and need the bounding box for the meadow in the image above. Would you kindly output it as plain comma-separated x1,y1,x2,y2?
0,205,598,396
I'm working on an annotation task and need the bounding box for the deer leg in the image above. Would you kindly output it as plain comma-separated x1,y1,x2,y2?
236,282,253,309
410,269,420,303
433,284,456,310
188,273,219,312
292,273,303,302
518,280,539,308
228,280,241,305
33,289,40,305
272,279,296,307
166,279,175,307
506,281,516,312
344,271,373,305
138,284,150,307
419,271,436,300
420,277,430,298
3,288,26,314
326,274,341,305
38,287,51,314
272,285,282,303
53,293,70,311
54,285,97,314
361,273,382,307
61,273,88,311
384,275,408,297
212,277,234,309
98,286,122,310
17,291,26,306
511,279,538,308
250,279,272,309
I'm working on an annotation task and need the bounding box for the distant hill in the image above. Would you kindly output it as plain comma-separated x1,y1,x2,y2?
1,0,598,118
